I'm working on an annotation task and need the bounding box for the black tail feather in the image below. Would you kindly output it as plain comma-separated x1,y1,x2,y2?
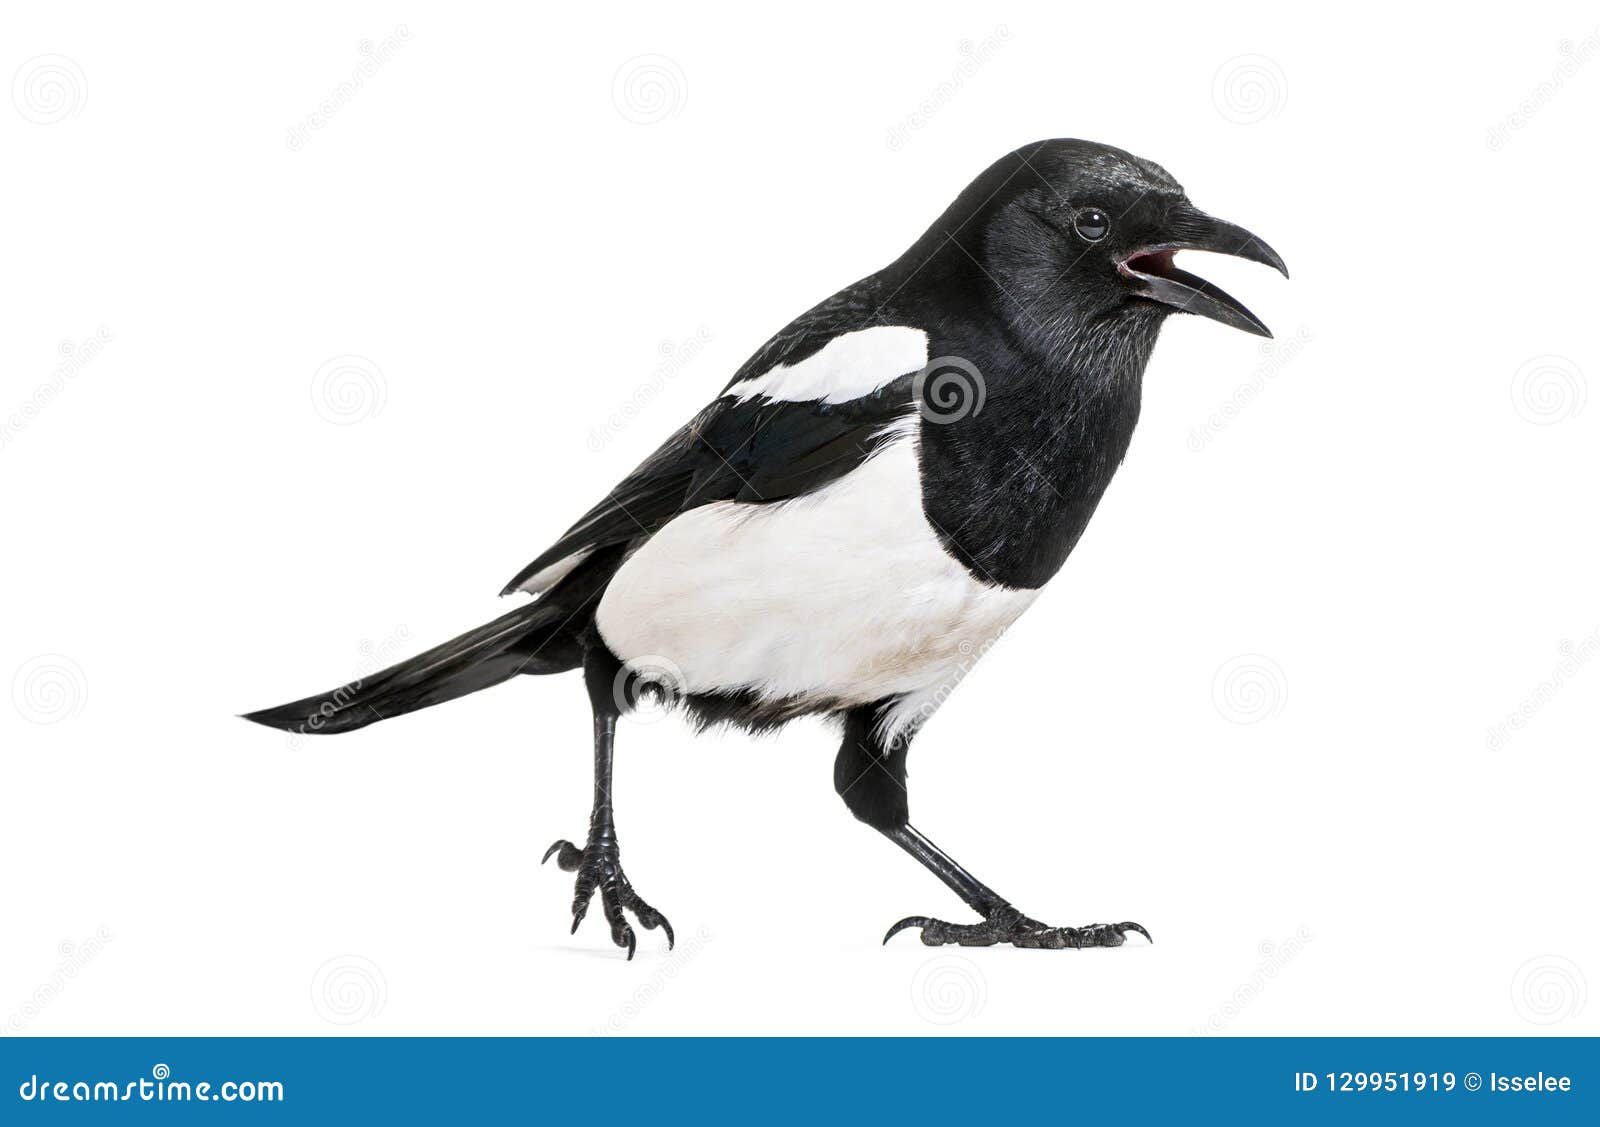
242,601,581,736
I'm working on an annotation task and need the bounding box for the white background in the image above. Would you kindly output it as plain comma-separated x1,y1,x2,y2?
3,1,1596,1037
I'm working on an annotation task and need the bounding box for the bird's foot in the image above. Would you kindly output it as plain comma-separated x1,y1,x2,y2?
883,904,1151,949
542,835,674,959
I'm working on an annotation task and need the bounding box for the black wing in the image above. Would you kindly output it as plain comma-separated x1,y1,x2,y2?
501,285,918,596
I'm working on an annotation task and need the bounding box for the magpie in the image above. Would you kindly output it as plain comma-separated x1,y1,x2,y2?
246,139,1286,956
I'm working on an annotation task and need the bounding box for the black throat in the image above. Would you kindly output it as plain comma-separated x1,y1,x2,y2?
913,306,1164,590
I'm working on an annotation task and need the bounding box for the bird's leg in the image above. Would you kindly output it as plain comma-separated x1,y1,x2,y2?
833,705,1150,950
542,647,673,959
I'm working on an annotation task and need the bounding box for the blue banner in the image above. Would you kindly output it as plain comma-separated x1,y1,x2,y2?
3,1037,1594,1123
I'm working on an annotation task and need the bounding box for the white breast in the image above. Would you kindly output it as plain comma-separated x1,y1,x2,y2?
594,419,1038,743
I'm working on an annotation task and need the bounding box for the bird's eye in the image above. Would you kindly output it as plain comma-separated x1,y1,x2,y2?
1074,208,1110,242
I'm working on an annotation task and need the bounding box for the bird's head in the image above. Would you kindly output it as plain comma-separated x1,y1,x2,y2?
932,139,1287,344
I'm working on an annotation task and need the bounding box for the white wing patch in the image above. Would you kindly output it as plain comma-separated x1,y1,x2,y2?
724,325,928,405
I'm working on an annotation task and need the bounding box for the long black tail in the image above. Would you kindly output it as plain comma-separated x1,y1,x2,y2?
242,600,584,736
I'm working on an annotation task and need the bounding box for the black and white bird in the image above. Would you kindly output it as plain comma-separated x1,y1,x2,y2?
246,139,1286,955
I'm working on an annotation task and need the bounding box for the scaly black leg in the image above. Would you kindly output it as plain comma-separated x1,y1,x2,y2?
833,704,1151,950
542,647,673,959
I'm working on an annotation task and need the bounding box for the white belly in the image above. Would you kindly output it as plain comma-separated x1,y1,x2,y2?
594,420,1039,741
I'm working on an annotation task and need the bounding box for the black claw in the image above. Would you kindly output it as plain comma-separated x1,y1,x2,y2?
883,916,933,945
1119,921,1154,944
545,833,674,958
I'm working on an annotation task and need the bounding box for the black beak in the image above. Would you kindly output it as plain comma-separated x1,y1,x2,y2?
1118,207,1288,338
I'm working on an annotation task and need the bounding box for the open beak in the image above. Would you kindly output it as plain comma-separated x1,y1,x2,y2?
1117,207,1288,338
